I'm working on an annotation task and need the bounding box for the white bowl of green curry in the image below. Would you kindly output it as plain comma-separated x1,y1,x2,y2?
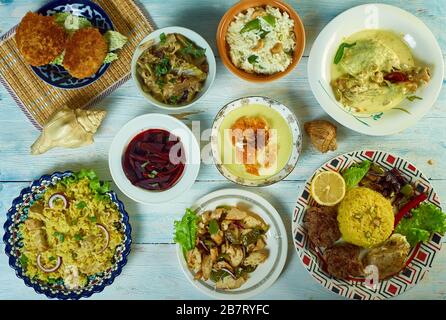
308,4,444,135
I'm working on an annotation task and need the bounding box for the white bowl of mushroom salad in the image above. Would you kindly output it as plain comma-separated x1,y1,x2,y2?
174,189,288,299
131,26,216,110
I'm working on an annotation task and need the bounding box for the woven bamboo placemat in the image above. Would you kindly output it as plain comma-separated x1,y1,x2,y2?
0,0,155,130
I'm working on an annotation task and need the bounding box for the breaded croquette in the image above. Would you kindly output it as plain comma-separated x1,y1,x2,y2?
15,12,67,66
63,27,108,79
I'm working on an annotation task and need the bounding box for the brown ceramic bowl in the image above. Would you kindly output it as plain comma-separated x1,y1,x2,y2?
217,0,305,82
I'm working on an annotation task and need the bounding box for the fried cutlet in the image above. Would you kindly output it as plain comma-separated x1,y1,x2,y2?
63,27,108,79
15,12,67,66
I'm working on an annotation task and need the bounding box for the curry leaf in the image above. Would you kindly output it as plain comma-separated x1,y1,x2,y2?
248,55,259,64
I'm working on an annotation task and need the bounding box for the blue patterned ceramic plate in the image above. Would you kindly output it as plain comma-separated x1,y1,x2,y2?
30,0,114,89
3,171,132,300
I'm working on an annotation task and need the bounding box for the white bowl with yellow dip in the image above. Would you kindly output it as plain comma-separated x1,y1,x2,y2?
308,4,444,136
211,96,302,186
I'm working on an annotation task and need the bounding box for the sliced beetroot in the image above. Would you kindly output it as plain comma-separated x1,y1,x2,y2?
122,129,186,191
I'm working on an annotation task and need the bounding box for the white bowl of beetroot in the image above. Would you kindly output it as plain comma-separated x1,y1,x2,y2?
108,113,201,204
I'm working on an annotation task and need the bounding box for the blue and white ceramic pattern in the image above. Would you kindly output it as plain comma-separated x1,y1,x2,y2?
3,171,132,300
31,0,114,89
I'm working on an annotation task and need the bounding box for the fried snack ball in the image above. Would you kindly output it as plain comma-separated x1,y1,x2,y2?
63,27,108,79
15,12,67,66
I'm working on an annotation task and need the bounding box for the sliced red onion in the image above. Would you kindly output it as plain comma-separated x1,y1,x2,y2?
221,267,236,279
48,193,68,209
97,224,110,253
37,254,62,273
198,240,210,253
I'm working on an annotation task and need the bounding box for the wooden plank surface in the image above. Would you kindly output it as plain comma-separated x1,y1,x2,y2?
0,0,445,299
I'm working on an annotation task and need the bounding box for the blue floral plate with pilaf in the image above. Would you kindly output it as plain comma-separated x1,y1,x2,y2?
30,0,114,89
3,171,132,300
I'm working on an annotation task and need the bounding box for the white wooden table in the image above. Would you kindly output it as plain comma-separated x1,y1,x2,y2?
0,0,445,300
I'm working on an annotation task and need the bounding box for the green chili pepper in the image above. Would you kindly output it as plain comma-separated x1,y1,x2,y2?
334,42,356,64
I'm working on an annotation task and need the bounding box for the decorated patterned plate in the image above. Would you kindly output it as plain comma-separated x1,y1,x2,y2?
211,96,302,187
31,0,114,89
3,171,132,299
292,150,443,300
308,4,444,135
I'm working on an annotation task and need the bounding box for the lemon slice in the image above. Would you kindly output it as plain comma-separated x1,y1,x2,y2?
310,171,346,206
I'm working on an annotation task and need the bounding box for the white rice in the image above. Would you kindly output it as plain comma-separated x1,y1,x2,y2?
226,6,296,75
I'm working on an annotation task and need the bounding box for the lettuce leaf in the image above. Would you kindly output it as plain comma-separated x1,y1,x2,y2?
342,160,371,189
174,208,198,253
61,169,110,200
51,51,65,66
54,12,91,31
395,203,446,246
104,30,128,51
104,52,119,64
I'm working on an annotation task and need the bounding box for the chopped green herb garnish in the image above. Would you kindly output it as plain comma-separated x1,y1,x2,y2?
407,95,423,102
259,29,270,39
248,55,259,64
241,18,261,33
49,256,56,261
208,219,219,235
181,43,206,58
160,32,167,44
169,95,179,104
155,57,171,77
76,201,87,209
156,78,165,88
74,234,84,241
141,161,150,168
262,14,276,27
53,232,65,243
19,254,28,267
334,42,356,64
147,170,158,179
89,216,97,223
